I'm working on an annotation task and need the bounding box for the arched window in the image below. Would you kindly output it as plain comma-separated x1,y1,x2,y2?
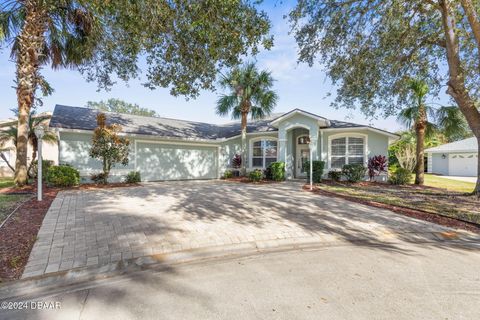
250,138,278,168
329,135,366,169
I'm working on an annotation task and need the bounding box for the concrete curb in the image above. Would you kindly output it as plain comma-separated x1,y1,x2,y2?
2,233,479,301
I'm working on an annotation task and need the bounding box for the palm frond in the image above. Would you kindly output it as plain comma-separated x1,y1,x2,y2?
436,106,471,141
397,107,417,129
216,95,239,118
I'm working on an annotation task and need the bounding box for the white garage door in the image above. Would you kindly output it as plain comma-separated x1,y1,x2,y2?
448,153,478,177
136,142,218,181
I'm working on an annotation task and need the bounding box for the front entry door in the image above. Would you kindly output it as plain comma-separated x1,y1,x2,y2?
296,148,310,177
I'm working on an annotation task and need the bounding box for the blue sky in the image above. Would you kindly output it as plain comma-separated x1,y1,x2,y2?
0,2,413,131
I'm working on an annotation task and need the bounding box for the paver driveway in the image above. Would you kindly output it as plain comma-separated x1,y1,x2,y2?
23,180,453,278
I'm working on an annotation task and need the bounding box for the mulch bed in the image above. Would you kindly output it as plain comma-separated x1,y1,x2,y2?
0,182,140,282
0,186,59,281
303,184,480,233
222,177,280,184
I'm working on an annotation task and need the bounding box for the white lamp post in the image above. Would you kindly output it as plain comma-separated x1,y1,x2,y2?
34,126,45,201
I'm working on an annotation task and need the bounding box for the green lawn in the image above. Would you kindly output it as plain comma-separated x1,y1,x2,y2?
0,177,15,189
422,174,476,193
0,194,31,226
316,180,480,225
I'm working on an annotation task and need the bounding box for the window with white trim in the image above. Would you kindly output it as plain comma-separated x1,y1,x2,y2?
330,136,365,168
251,139,277,168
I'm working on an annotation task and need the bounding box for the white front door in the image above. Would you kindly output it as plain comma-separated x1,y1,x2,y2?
296,135,310,178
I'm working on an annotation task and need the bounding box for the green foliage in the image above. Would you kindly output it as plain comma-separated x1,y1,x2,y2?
1,1,271,97
327,170,342,182
268,162,285,181
46,165,80,187
216,62,278,122
305,160,325,183
248,169,263,182
125,171,141,183
30,160,54,180
89,113,130,184
389,168,412,185
288,1,480,118
223,170,234,179
86,99,157,117
341,164,366,183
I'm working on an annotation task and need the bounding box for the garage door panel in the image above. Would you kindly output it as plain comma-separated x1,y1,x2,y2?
137,143,217,181
449,153,478,177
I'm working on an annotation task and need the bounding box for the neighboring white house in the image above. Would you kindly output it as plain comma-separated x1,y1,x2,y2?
50,105,399,183
426,137,478,177
0,113,59,178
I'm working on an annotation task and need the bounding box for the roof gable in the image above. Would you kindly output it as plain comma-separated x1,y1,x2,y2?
270,108,330,127
425,137,477,153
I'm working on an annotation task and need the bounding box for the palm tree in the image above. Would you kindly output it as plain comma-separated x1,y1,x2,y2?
0,113,57,178
216,63,278,173
398,79,468,185
1,0,98,186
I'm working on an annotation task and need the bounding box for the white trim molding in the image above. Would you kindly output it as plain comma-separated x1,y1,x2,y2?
327,133,368,170
270,109,331,127
248,136,279,170
322,127,399,141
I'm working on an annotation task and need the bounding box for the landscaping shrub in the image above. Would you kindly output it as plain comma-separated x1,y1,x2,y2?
30,160,54,180
248,169,263,182
223,170,234,179
91,173,107,184
268,162,285,181
327,170,342,182
305,160,325,183
367,155,388,181
342,164,366,182
389,168,411,185
46,165,80,187
125,171,141,183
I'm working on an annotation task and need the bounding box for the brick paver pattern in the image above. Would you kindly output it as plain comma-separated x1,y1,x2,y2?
23,180,451,278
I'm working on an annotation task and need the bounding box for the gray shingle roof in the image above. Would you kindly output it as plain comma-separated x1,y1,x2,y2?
49,105,397,140
49,105,277,140
425,137,478,153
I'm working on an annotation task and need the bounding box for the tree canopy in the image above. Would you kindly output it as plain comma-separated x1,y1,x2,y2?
86,99,158,117
288,0,478,118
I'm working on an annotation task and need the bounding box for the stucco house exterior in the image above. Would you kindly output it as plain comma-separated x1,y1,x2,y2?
426,137,478,177
0,113,58,177
49,105,398,182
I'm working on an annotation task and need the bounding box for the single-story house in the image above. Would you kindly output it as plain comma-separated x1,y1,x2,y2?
0,113,58,177
426,137,479,177
49,105,399,182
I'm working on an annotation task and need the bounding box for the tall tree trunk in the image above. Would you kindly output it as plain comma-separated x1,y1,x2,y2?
414,119,426,185
240,111,248,175
440,0,480,195
14,1,46,186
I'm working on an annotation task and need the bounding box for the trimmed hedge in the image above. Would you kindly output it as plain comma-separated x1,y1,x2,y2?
223,170,234,179
327,170,342,181
46,165,80,187
268,162,285,181
305,160,325,183
125,171,141,183
248,169,263,182
389,168,411,185
30,160,54,180
342,164,366,182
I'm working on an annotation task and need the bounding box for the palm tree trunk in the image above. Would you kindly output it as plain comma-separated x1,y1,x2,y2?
240,111,248,175
14,1,47,186
414,122,425,185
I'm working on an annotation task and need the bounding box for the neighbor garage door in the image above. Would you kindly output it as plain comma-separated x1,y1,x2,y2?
136,142,218,181
448,153,478,177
